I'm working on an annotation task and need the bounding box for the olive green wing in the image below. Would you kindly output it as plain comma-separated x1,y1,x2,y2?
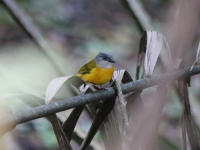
78,59,97,75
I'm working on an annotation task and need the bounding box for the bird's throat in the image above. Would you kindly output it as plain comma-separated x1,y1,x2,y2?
98,61,112,69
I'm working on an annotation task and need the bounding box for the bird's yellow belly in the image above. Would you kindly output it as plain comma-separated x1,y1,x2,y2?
78,66,114,85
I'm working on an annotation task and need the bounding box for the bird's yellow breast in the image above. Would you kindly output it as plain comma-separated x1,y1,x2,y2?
77,65,114,85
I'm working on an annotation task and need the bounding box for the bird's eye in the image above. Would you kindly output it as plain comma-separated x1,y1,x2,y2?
103,57,106,60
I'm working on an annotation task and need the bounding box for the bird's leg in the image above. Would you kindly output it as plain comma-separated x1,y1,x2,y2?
100,85,108,90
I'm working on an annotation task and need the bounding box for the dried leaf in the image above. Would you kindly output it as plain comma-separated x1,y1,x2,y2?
144,31,164,76
112,70,125,82
136,32,147,80
80,97,116,150
79,84,93,94
45,76,89,150
62,105,85,141
173,58,182,70
196,40,200,63
100,110,121,150
144,31,172,76
191,40,200,70
45,76,73,104
48,114,72,150
45,75,89,104
127,85,168,150
178,79,200,149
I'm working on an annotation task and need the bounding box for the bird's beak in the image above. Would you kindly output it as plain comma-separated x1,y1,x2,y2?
109,58,115,63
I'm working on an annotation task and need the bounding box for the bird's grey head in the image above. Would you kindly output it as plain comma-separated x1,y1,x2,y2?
94,52,115,68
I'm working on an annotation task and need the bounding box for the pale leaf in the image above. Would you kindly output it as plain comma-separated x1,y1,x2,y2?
144,31,164,76
45,76,72,104
173,58,182,70
191,40,200,71
79,84,92,95
196,40,200,63
163,37,174,70
112,70,125,83
144,31,173,76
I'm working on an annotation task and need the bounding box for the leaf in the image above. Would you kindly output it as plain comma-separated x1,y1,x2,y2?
144,31,172,77
48,114,73,150
45,76,89,104
144,31,164,76
136,31,147,80
196,40,200,63
46,75,94,146
45,76,89,149
45,76,72,104
112,70,125,82
62,83,97,144
62,105,85,141
178,79,200,150
173,58,182,70
127,85,168,150
79,84,93,95
80,96,116,150
191,40,200,70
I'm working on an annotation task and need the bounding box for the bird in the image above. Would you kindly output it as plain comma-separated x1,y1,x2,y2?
77,51,115,88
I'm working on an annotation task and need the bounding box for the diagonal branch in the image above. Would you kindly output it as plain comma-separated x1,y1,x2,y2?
4,65,200,126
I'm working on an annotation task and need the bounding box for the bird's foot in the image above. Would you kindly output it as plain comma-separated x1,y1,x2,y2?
102,87,108,91
100,85,108,90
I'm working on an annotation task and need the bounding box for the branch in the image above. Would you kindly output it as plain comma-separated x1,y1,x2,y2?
5,65,200,126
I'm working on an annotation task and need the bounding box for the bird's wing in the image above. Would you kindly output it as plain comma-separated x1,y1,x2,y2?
78,59,97,75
